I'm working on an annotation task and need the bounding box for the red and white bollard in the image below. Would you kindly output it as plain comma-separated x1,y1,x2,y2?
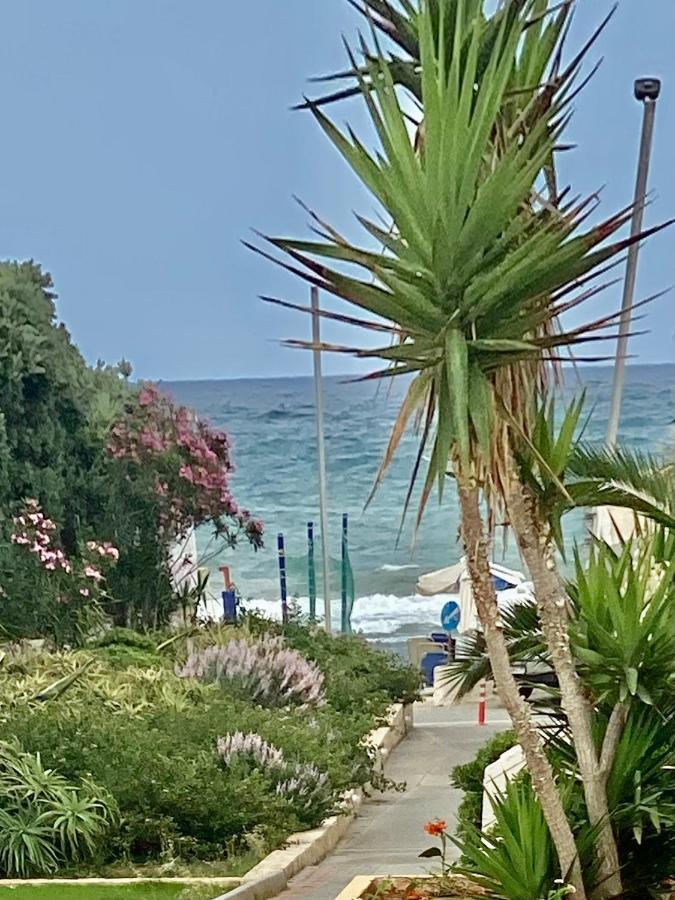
478,680,487,726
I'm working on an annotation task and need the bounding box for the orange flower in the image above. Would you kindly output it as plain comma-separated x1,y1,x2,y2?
423,819,447,837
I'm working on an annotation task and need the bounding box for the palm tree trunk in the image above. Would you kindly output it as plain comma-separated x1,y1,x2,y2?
457,481,586,898
505,476,623,899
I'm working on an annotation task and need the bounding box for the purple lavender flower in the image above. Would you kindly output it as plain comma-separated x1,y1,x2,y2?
275,762,330,810
177,634,325,708
217,732,286,770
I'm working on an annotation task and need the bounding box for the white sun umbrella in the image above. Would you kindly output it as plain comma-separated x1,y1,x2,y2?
417,558,529,635
591,505,644,547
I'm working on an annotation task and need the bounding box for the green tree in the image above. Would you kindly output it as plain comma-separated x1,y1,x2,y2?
0,261,96,543
257,2,670,895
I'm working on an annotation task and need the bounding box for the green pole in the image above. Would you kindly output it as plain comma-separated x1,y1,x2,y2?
341,513,349,634
307,521,316,623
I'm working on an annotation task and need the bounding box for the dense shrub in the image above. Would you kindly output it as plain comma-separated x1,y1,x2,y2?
451,730,516,844
98,386,263,629
244,616,422,712
4,500,118,646
89,628,165,669
217,732,332,822
178,634,325,708
1,620,414,871
0,260,262,638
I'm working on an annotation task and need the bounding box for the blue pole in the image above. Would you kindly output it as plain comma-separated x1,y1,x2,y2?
277,533,289,625
341,513,348,634
307,522,317,623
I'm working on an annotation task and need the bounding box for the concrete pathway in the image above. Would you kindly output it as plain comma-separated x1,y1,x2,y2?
279,701,511,899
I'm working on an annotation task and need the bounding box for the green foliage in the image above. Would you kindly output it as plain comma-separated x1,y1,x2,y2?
454,778,557,900
569,535,675,707
0,885,233,900
256,0,662,531
0,261,261,640
516,398,675,553
1,621,413,871
90,628,165,669
451,730,516,845
0,740,116,876
243,615,422,711
0,262,92,526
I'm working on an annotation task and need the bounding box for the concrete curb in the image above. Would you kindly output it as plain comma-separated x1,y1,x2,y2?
0,877,241,889
217,702,413,900
334,875,376,900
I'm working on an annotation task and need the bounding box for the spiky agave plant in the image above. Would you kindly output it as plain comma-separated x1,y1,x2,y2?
253,2,670,895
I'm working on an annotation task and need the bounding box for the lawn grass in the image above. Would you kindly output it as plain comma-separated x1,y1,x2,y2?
0,883,232,899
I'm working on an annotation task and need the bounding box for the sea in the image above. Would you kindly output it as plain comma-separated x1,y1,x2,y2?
165,364,674,651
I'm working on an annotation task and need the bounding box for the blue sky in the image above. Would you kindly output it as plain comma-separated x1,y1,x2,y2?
1,1,673,380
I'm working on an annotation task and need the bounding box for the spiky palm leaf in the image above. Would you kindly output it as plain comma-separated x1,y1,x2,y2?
568,534,675,708
514,398,675,552
444,597,548,698
254,0,670,530
304,0,575,117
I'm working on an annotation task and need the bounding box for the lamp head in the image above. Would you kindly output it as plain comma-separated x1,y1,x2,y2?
634,78,661,101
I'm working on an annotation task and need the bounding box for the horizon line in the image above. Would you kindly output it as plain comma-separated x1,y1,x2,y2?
154,360,674,385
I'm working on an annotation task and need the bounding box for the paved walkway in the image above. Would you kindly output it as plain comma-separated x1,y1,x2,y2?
279,701,510,899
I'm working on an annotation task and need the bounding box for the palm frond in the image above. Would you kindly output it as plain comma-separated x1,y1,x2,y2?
255,0,670,533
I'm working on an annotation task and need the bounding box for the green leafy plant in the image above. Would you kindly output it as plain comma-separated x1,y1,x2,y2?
255,2,675,893
451,730,516,844
1,620,414,870
569,534,675,708
454,778,557,900
0,805,60,877
0,740,116,876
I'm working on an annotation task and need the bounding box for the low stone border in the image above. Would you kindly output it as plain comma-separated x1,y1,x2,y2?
334,874,485,900
218,702,413,900
334,875,375,900
0,876,241,889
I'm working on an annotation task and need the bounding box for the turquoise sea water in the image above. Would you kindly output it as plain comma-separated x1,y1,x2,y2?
165,364,673,643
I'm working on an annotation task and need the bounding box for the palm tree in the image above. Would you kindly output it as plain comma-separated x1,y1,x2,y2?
253,2,670,895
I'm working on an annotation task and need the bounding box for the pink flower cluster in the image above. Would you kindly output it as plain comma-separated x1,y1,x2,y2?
86,540,120,562
12,500,72,574
106,383,263,547
11,500,119,603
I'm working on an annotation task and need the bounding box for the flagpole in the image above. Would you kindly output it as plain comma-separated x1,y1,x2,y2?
311,286,332,633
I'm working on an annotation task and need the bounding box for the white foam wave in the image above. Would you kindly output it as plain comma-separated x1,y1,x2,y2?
379,563,420,572
202,591,457,637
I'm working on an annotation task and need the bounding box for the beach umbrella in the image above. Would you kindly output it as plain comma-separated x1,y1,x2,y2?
417,558,529,634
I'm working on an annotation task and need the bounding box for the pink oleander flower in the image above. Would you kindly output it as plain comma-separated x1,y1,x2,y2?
84,566,103,582
79,587,90,597
138,385,159,407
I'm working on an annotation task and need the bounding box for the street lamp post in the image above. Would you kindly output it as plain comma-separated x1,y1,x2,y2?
605,77,661,449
